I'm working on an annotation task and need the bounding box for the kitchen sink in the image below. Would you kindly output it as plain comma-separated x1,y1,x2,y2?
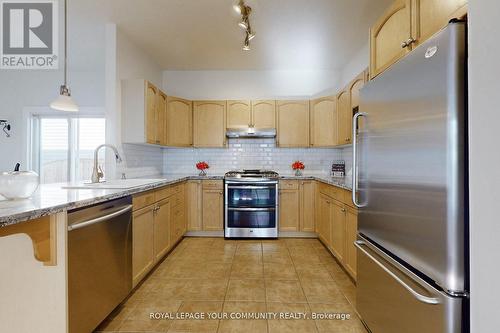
62,179,165,190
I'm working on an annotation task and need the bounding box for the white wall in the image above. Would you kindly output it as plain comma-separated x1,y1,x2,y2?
162,70,339,100
105,24,164,178
468,1,500,331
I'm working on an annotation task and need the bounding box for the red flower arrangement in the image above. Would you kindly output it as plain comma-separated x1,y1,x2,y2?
292,161,305,170
196,161,209,170
196,161,209,176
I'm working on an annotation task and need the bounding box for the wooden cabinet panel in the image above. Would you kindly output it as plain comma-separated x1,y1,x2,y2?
349,70,368,132
153,199,171,262
251,100,276,128
279,188,300,231
132,206,155,287
300,180,315,232
193,101,226,147
337,89,352,145
330,201,346,262
413,0,467,47
166,96,192,147
156,91,167,145
170,204,184,246
145,82,158,144
310,96,337,147
344,207,358,279
187,180,202,231
318,193,333,248
370,0,412,79
202,188,223,231
227,100,251,129
276,100,310,147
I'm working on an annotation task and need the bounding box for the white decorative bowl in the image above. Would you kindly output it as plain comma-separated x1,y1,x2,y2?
0,171,40,200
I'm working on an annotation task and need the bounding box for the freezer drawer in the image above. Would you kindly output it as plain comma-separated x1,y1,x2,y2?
356,236,464,333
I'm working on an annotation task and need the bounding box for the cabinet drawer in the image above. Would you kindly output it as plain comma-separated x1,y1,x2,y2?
132,191,156,211
155,185,177,201
318,182,342,200
202,180,223,190
279,180,299,190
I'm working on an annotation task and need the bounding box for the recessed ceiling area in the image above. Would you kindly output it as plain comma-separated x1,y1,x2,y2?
71,0,392,71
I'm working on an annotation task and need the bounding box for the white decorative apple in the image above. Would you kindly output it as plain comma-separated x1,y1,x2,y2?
0,171,39,200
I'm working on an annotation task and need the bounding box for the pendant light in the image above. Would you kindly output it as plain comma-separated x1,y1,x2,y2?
50,0,78,112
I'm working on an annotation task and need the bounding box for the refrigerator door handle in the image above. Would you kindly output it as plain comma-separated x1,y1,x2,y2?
355,240,441,305
352,112,367,208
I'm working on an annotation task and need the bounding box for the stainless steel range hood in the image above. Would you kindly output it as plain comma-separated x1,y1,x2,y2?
226,127,276,139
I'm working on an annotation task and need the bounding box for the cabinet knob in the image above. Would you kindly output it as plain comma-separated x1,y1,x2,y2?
341,208,346,213
345,138,350,142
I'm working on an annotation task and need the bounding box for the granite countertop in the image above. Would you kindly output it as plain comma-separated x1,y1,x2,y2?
0,174,350,227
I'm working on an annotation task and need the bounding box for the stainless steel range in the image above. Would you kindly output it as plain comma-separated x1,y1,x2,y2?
224,170,279,238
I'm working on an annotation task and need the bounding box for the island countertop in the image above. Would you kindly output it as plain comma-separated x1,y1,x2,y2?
0,174,351,227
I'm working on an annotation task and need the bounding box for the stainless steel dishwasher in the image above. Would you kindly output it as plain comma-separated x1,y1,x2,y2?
68,196,132,333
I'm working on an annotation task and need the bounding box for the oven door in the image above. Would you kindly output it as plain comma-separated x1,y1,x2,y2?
226,184,277,209
226,207,276,229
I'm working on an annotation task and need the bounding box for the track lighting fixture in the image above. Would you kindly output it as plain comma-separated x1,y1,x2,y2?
233,1,255,51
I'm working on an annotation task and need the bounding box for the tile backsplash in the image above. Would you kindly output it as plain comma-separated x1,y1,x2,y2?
163,139,342,176
117,144,164,178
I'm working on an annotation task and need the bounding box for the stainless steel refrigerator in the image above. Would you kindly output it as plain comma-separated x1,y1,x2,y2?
352,22,468,333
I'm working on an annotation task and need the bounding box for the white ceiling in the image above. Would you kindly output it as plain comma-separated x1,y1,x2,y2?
70,0,392,71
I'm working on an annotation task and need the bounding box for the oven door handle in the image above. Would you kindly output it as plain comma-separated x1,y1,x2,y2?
226,185,276,190
227,207,276,211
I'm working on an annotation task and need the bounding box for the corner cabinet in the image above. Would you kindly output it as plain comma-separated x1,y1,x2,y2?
371,0,467,79
193,101,227,147
122,80,166,146
166,96,193,147
276,100,310,147
310,96,337,147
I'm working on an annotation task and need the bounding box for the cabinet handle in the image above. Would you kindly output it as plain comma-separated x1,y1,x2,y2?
401,38,416,49
345,138,350,142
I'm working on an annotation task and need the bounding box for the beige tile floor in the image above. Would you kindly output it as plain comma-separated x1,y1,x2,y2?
95,237,366,333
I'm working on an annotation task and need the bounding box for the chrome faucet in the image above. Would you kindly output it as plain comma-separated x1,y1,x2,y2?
91,144,123,183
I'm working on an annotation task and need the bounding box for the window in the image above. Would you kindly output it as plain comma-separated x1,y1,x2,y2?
32,116,106,184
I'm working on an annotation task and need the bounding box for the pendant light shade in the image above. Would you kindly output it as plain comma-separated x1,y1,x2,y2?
50,0,78,112
50,85,78,112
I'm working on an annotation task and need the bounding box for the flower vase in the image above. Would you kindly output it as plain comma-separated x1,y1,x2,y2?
198,169,207,177
294,169,303,177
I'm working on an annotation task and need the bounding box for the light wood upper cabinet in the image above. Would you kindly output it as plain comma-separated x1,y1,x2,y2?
279,188,300,232
227,100,251,129
412,0,467,47
337,89,352,145
187,180,203,231
156,91,167,145
145,82,158,144
300,180,315,232
132,206,155,287
310,96,337,147
193,101,227,147
166,96,193,147
349,70,368,132
344,207,358,279
370,0,412,79
276,100,310,147
153,198,171,262
251,100,276,128
202,185,224,231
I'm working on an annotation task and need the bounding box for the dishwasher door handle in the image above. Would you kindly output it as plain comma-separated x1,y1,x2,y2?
68,205,133,231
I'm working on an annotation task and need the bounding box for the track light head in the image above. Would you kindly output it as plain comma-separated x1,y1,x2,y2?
238,19,248,30
247,31,256,41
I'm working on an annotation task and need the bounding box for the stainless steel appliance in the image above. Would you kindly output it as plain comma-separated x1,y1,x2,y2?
224,170,279,238
226,127,276,138
68,197,132,333
352,22,468,333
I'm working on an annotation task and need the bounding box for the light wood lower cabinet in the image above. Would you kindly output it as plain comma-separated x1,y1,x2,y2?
132,182,186,287
153,198,171,262
300,180,315,232
187,180,203,231
279,188,300,232
202,180,224,231
132,205,155,287
316,182,358,280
